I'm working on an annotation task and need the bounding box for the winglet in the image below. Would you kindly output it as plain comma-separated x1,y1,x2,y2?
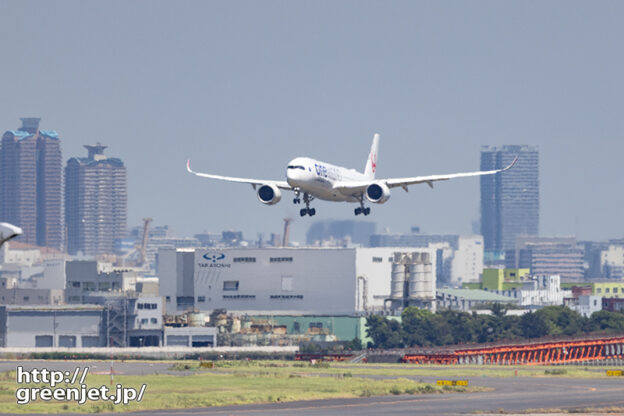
186,159,193,174
502,155,519,172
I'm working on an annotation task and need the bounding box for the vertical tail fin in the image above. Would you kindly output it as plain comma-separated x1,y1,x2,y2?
364,133,380,179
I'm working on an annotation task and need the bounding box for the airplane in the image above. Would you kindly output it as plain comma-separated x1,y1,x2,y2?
0,222,23,247
186,134,518,217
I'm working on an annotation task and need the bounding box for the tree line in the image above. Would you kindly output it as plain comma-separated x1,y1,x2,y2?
365,305,624,349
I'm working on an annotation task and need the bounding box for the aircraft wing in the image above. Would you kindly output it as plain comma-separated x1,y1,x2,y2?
186,160,293,190
0,222,23,247
333,156,518,194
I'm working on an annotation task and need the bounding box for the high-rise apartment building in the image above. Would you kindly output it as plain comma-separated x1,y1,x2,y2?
506,236,584,281
65,144,127,255
480,145,539,253
0,118,63,249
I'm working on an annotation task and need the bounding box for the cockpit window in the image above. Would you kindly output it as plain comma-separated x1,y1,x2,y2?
287,165,306,170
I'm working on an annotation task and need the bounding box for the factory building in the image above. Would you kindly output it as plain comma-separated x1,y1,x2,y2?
164,326,217,347
158,247,437,315
565,295,602,317
84,293,164,347
370,231,483,285
0,305,105,347
492,275,563,307
436,289,517,312
65,260,137,304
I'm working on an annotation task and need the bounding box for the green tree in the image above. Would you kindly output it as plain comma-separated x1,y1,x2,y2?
490,302,508,318
589,310,624,332
535,306,584,336
441,309,477,345
520,311,550,338
365,315,403,348
401,306,433,347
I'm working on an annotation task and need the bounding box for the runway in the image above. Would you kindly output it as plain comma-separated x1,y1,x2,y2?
117,376,624,416
4,360,623,415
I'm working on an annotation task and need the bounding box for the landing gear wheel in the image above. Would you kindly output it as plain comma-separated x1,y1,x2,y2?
354,207,362,216
363,207,371,216
300,208,308,217
308,208,316,216
293,198,301,204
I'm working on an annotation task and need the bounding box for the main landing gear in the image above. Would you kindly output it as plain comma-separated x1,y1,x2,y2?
354,194,371,216
298,193,316,216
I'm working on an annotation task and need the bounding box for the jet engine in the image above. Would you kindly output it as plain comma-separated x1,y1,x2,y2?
365,182,391,204
257,184,282,205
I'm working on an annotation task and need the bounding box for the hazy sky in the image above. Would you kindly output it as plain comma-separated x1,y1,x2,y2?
1,1,623,243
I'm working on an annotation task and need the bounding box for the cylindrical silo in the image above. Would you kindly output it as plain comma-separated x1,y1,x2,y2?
408,252,426,299
391,253,406,299
422,252,435,299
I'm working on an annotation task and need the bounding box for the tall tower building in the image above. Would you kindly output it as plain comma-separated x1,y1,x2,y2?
0,118,63,248
480,145,539,254
65,144,127,255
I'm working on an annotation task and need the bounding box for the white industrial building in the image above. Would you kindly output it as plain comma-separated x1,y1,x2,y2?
565,295,602,317
158,247,437,315
65,260,138,304
370,232,483,285
0,305,105,348
493,275,563,307
601,245,624,279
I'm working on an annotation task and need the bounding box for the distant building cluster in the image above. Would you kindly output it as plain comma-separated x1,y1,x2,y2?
1,123,624,350
0,118,127,255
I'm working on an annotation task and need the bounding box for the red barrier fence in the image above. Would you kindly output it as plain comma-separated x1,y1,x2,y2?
402,336,624,365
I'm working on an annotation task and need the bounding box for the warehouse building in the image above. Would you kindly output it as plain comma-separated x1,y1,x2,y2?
158,247,437,315
0,305,105,347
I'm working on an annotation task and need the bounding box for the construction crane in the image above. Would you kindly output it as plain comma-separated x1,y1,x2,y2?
138,217,152,266
121,217,152,267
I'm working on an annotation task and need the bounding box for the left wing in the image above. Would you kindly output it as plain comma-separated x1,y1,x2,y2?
186,160,293,190
333,156,518,194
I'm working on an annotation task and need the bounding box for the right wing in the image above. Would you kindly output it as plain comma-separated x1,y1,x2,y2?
186,160,293,190
332,156,518,194
385,156,518,189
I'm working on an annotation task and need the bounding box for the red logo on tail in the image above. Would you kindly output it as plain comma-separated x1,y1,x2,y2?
371,153,377,173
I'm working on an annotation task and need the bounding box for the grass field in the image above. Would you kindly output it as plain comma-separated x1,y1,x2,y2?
193,359,618,379
0,361,485,414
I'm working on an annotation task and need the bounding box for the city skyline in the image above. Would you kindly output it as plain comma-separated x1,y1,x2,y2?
1,2,623,243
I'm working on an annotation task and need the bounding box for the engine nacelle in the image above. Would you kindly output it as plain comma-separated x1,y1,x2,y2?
257,184,282,205
365,182,391,204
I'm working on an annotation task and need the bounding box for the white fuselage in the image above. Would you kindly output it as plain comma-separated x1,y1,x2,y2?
285,157,367,202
